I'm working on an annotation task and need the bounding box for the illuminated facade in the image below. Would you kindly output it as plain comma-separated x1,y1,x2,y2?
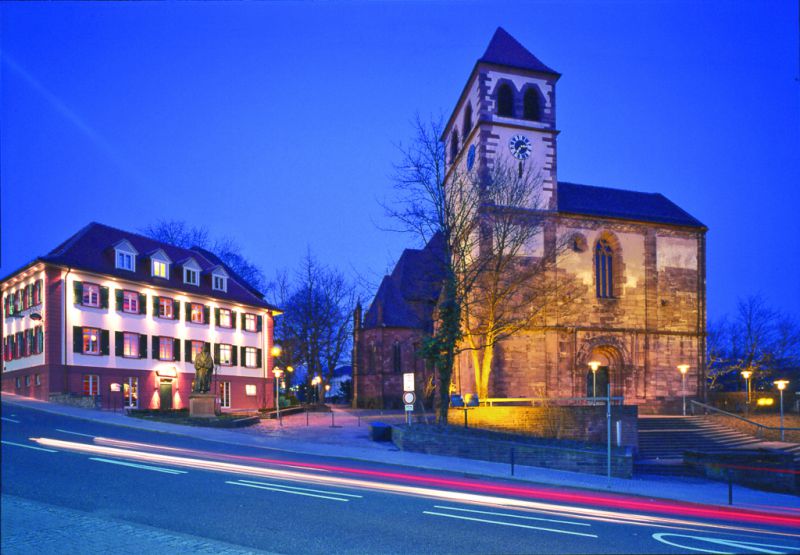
355,28,707,413
2,222,279,411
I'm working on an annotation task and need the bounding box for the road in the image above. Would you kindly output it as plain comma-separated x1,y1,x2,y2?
2,402,799,554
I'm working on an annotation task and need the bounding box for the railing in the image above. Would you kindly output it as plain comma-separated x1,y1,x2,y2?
483,396,625,407
689,400,800,440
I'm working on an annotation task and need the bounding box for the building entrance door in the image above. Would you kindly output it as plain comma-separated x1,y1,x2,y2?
159,380,173,410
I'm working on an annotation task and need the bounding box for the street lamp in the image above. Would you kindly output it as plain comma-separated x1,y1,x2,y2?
273,367,283,425
266,344,282,412
774,380,789,442
588,361,601,401
741,370,753,413
311,375,321,405
677,364,690,416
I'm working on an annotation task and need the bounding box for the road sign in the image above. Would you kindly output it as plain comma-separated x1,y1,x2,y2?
403,373,414,392
402,391,416,405
404,404,414,412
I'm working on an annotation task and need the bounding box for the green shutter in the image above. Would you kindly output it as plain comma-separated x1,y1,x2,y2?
37,279,43,304
184,339,192,362
115,332,123,357
139,294,147,314
173,300,180,320
100,330,110,355
232,311,239,330
152,336,159,359
239,312,244,329
115,290,123,311
257,315,263,332
203,306,210,325
185,302,191,321
240,346,246,366
73,326,82,353
37,328,44,353
231,345,238,366
213,343,220,364
73,282,83,305
214,308,220,326
153,296,160,317
173,338,181,361
139,334,147,358
100,287,109,308
256,348,262,368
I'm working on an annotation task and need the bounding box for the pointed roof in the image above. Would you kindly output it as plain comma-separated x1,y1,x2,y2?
478,27,559,76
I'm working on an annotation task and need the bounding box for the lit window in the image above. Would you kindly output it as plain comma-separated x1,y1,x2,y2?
35,374,41,386
213,275,227,292
152,259,168,278
159,337,174,361
245,347,257,368
244,313,257,332
123,332,139,357
83,328,100,355
82,284,100,307
122,291,139,313
159,298,174,319
190,303,204,324
117,251,134,271
245,384,257,396
220,381,231,408
124,377,138,408
595,239,614,299
83,374,99,396
191,340,205,363
218,308,232,328
184,268,199,286
219,344,232,366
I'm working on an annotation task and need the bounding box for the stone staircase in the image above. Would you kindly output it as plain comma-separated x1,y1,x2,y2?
635,415,764,475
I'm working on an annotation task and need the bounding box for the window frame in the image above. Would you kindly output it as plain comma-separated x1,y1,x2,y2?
122,332,140,358
244,313,257,332
190,303,205,324
218,344,233,366
158,297,174,319
212,274,227,292
220,381,231,408
152,259,168,279
123,377,139,408
116,251,135,271
122,290,139,314
82,283,101,308
83,327,101,355
158,336,174,361
190,340,205,363
83,374,100,396
595,239,615,299
218,308,232,328
244,346,257,368
184,267,199,286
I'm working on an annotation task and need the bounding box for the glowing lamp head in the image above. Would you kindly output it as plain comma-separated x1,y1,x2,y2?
588,361,601,372
270,345,283,358
324,384,331,392
741,370,752,380
677,364,690,375
273,367,282,378
774,379,789,391
287,366,294,373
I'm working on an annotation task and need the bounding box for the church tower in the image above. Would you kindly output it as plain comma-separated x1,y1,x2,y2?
443,27,560,209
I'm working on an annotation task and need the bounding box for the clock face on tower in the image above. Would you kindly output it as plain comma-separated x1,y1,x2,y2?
509,134,532,160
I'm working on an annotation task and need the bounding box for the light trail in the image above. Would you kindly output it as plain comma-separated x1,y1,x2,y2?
31,436,800,539
89,436,800,530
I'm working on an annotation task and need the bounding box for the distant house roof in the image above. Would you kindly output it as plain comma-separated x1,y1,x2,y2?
557,182,706,229
11,222,278,310
478,27,559,76
363,233,446,331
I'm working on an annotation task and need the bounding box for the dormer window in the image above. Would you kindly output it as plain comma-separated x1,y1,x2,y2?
185,268,199,286
213,275,227,292
113,239,138,272
149,249,172,279
152,260,168,278
117,252,134,271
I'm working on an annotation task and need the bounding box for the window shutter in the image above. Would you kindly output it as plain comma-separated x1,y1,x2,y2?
203,306,210,325
139,294,147,314
73,282,83,305
239,312,244,329
153,296,160,316
37,328,44,354
139,334,147,358
37,279,43,304
73,326,83,353
256,348,262,368
100,330,110,355
214,343,220,365
184,339,192,362
152,336,159,359
115,332,123,357
173,300,180,320
185,302,191,321
231,346,238,366
204,341,211,354
115,290,123,311
21,330,27,356
257,315,263,332
214,308,220,326
173,338,181,361
232,311,239,330
240,346,246,366
100,287,109,308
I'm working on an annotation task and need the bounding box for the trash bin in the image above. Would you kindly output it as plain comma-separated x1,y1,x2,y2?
370,421,392,442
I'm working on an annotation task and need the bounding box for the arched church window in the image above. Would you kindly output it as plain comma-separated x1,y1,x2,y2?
595,239,614,298
463,103,473,136
450,129,460,163
497,83,514,117
523,87,541,121
393,342,402,373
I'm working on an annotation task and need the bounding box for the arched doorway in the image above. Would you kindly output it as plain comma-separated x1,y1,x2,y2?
577,339,629,399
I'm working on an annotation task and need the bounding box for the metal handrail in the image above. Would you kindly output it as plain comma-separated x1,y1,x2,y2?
689,400,800,436
483,396,625,407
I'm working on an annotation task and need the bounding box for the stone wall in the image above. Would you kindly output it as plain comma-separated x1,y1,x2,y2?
447,405,638,452
392,424,633,478
49,392,101,409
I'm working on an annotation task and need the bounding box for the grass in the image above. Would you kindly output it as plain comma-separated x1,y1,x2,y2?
706,412,800,443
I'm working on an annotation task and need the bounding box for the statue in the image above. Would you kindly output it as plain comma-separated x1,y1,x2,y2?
193,344,215,393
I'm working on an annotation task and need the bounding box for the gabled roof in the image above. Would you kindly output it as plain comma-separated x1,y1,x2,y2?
176,256,202,270
478,27,559,76
113,239,138,254
23,222,277,310
148,248,172,263
557,182,706,229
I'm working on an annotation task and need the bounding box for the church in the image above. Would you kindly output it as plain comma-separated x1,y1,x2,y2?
353,28,706,414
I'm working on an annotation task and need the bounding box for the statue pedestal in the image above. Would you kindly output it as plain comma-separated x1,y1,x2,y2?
189,393,217,418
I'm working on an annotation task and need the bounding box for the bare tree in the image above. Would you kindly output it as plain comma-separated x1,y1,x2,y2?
141,220,266,292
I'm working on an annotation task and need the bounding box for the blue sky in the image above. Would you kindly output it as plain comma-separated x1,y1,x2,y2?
1,1,798,320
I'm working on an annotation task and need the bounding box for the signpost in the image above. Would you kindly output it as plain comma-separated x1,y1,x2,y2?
403,373,415,425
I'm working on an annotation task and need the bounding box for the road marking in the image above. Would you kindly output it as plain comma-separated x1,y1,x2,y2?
226,480,349,502
1,440,57,452
55,429,95,438
238,479,363,498
433,505,591,526
1,417,21,423
423,511,599,538
90,457,188,475
651,532,799,554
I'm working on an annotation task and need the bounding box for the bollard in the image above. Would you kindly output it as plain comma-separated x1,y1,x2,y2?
464,409,468,429
331,410,335,428
306,408,309,427
511,447,515,476
728,469,733,505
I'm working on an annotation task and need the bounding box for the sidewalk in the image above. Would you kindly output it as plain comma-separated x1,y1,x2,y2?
3,393,798,512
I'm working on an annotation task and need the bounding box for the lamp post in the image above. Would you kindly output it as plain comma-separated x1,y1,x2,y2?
741,370,752,414
677,364,690,416
311,375,321,405
269,344,282,412
774,380,789,442
588,361,601,402
273,367,283,425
